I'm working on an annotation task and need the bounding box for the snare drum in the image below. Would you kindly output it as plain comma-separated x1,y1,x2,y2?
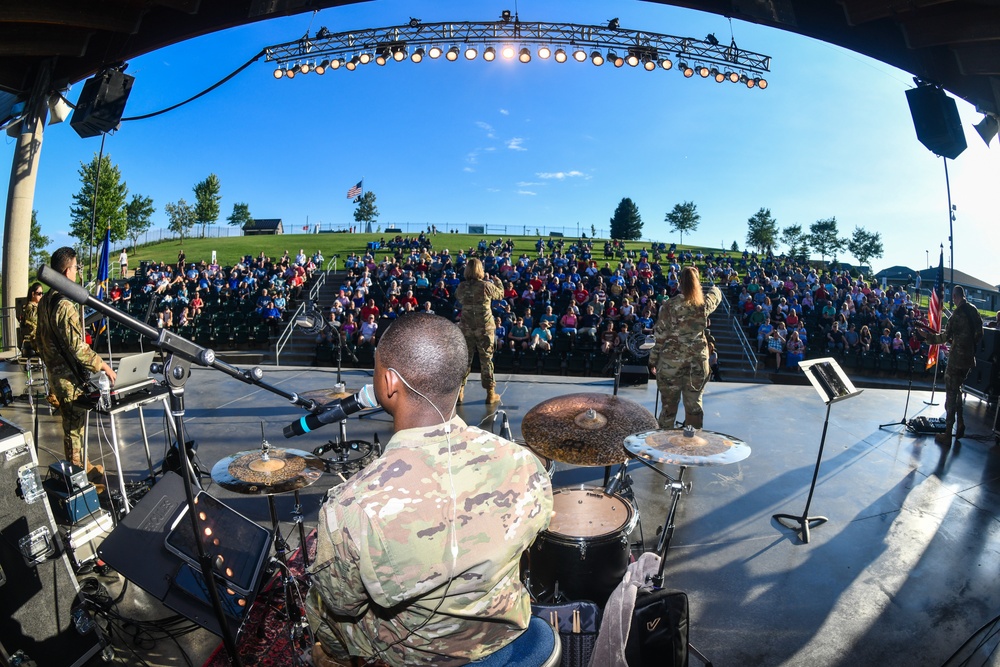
527,486,637,607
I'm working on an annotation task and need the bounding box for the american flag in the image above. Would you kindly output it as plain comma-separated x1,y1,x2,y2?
346,181,363,199
926,247,944,369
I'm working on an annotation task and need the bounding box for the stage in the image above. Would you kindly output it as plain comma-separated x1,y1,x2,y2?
5,364,1000,667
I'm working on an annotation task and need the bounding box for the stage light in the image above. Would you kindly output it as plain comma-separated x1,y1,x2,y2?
393,47,407,62
660,58,673,70
608,51,622,67
974,114,999,146
727,71,739,83
409,17,421,28
465,45,478,60
300,62,311,74
330,58,342,70
429,45,443,58
359,52,372,65
746,77,756,88
315,59,329,74
519,47,531,63
484,46,496,61
346,56,359,71
573,48,587,62
554,48,567,63
608,18,620,30
287,64,300,78
538,46,551,59
375,49,389,66
446,46,460,61
680,63,693,77
757,78,768,89
705,33,719,46
698,65,710,78
713,68,724,82
502,44,515,59
411,48,425,63
273,67,284,79
626,53,639,67
643,58,656,71
501,9,512,22
591,50,604,66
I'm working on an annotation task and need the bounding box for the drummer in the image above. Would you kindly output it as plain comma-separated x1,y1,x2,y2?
307,314,553,667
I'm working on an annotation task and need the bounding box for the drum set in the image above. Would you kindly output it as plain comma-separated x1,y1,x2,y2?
519,392,751,607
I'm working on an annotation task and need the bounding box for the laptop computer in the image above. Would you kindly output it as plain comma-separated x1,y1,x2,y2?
87,351,157,399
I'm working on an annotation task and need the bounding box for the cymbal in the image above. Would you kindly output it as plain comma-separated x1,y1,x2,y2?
211,447,324,495
521,393,658,466
624,429,751,467
299,387,360,405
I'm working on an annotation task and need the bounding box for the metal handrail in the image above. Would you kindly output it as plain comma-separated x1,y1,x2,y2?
719,290,758,375
273,260,337,366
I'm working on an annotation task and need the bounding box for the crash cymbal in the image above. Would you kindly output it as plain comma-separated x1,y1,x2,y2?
624,428,751,467
211,447,324,495
521,393,658,466
299,387,361,405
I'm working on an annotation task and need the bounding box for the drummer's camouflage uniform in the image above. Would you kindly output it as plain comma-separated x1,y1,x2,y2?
924,299,983,436
455,275,504,392
307,417,552,666
35,292,106,466
649,286,722,429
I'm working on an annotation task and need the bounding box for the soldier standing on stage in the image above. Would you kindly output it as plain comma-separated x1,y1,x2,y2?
455,257,504,404
920,284,983,446
20,281,43,356
35,247,117,474
649,266,722,429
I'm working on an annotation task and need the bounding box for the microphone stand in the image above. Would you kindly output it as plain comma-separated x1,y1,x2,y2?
36,266,330,666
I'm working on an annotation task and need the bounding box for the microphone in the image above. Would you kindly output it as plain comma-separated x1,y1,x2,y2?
283,385,377,438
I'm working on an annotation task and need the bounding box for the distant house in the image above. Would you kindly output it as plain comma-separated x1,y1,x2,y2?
875,265,1000,311
244,218,283,236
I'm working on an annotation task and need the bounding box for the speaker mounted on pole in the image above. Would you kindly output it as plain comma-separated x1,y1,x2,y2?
905,84,967,160
70,68,134,138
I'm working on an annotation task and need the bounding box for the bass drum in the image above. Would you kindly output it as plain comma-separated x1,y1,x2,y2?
526,486,637,608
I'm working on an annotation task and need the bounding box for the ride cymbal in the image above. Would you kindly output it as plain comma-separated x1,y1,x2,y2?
211,447,324,495
521,393,658,466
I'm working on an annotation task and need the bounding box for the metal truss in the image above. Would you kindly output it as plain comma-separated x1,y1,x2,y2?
263,20,771,75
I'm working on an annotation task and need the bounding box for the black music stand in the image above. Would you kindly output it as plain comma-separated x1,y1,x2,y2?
773,358,862,544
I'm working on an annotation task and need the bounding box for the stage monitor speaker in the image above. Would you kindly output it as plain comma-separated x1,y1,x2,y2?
964,360,996,397
975,328,998,364
905,86,967,160
0,419,103,666
620,364,650,385
70,69,134,138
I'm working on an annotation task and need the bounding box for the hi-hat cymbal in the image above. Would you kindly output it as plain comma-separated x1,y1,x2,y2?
624,429,751,467
211,447,324,495
521,393,658,466
299,388,360,405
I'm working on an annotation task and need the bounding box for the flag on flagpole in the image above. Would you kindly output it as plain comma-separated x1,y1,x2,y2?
346,180,363,199
926,247,944,369
94,227,111,335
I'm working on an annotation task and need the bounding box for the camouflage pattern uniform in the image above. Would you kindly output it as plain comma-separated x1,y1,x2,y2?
35,292,105,465
925,301,983,434
20,300,38,355
454,276,504,390
649,286,722,429
307,417,553,666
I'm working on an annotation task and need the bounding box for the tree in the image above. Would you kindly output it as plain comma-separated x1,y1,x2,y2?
730,240,739,252
746,207,778,254
193,173,222,238
780,224,808,261
125,194,155,251
165,199,195,243
846,226,884,269
809,217,845,263
227,202,253,228
29,210,51,271
609,197,643,240
591,224,597,238
664,201,700,245
353,191,379,232
69,152,129,246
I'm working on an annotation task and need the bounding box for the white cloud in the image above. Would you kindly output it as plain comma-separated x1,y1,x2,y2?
483,146,496,152
475,121,496,138
486,187,501,193
517,181,544,187
499,108,509,115
466,151,478,164
536,170,586,180
518,190,537,196
506,137,527,151
463,167,475,173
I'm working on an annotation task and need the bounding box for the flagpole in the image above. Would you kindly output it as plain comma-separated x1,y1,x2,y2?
924,244,944,406
924,351,940,406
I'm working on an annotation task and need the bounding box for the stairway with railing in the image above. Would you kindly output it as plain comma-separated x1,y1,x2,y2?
269,258,341,366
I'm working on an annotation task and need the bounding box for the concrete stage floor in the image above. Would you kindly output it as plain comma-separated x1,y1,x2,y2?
7,365,1000,667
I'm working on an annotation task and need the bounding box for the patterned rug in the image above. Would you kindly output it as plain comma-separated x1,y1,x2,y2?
203,529,317,667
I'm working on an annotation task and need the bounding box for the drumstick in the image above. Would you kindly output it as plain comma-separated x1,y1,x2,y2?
573,609,580,634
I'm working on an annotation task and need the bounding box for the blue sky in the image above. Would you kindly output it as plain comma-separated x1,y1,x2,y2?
3,0,998,286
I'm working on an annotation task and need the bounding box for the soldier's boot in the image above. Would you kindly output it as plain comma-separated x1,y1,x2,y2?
457,385,465,404
485,389,500,404
936,419,954,446
956,416,966,439
86,461,105,478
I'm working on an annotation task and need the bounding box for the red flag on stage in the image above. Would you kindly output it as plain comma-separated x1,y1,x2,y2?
926,248,944,369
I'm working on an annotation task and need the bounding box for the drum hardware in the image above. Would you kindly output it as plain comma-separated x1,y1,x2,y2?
315,438,379,478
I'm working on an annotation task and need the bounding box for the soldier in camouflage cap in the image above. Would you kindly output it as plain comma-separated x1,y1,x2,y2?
648,266,722,429
919,284,983,446
454,256,504,404
35,247,117,471
307,314,553,667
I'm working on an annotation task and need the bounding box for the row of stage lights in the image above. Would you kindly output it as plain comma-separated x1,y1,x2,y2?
272,44,767,88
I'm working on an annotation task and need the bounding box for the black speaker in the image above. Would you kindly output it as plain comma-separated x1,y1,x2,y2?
620,364,650,385
976,328,998,364
964,360,996,396
70,69,135,138
0,419,103,666
905,86,967,159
